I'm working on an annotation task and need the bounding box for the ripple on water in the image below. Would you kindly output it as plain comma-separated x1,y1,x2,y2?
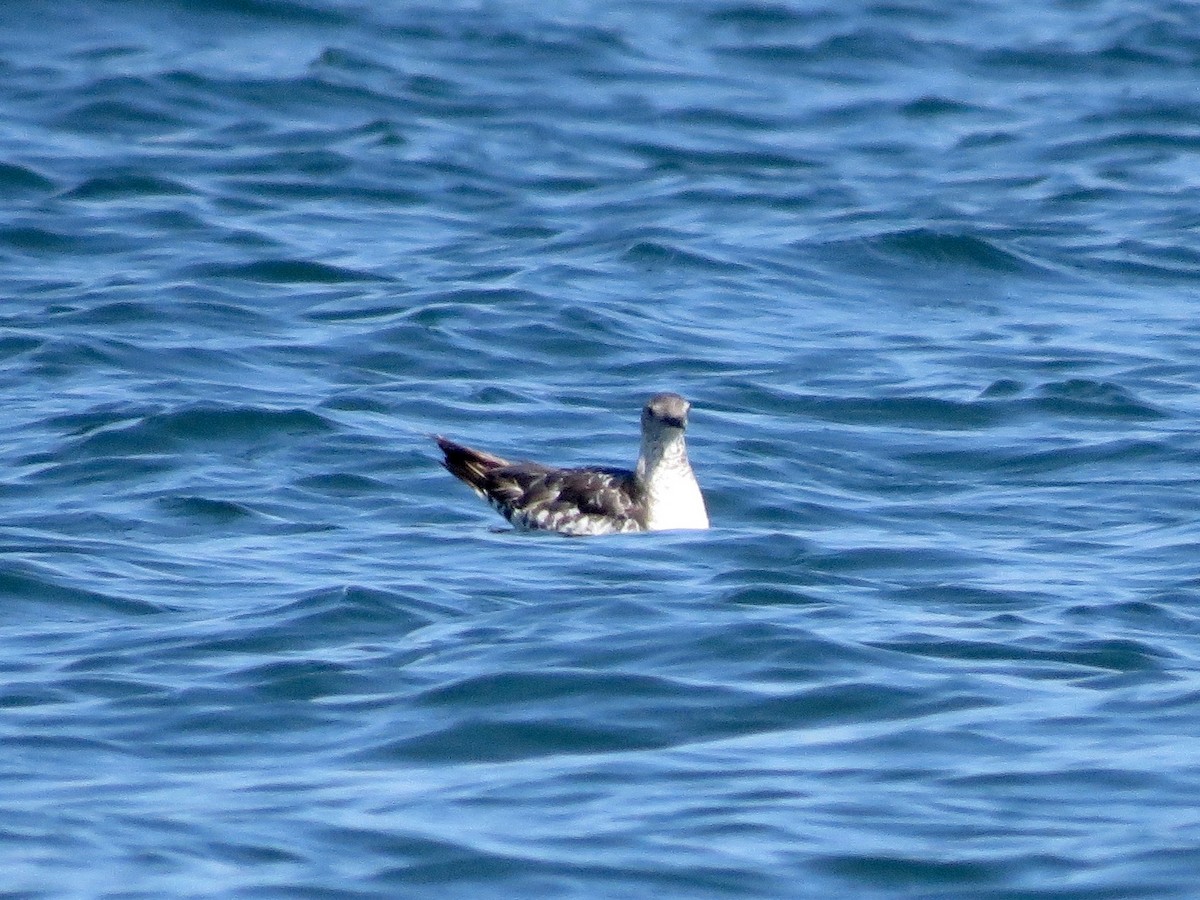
3,0,1200,897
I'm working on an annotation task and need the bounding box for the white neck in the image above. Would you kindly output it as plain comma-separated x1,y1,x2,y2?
636,428,709,531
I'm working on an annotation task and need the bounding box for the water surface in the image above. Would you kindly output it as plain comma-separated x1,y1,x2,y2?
3,1,1200,896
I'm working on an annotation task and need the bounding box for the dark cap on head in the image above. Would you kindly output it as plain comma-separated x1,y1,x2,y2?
642,392,691,430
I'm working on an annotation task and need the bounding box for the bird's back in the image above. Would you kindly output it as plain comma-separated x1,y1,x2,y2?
435,437,646,535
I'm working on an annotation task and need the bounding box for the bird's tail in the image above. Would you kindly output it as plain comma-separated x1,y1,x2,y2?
434,436,510,494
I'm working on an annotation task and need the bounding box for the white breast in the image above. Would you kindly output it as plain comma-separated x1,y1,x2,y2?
643,465,709,531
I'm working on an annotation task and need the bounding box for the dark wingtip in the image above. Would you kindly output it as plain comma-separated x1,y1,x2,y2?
434,436,510,491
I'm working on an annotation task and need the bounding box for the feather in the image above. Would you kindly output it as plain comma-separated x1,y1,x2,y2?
435,393,708,536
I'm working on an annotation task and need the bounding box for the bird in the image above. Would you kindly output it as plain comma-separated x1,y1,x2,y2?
434,392,709,536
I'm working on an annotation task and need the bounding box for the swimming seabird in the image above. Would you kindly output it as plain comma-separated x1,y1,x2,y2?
435,392,709,536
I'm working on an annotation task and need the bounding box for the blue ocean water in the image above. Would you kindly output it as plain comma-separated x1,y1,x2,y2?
3,0,1200,896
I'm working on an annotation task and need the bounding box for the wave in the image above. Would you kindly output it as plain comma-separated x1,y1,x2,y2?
0,562,164,617
186,259,394,283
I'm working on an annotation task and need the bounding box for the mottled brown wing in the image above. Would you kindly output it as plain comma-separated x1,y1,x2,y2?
436,436,645,534
485,465,645,534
